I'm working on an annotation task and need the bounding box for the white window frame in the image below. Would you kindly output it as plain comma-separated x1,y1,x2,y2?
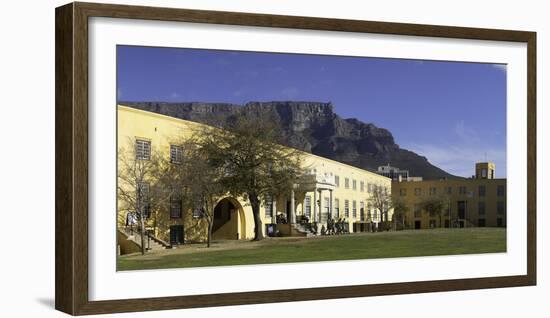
305,196,312,218
135,139,151,160
170,144,184,164
344,200,350,217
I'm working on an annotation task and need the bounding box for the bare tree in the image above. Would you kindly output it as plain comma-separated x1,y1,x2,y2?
117,138,172,254
196,113,305,241
368,185,392,230
168,133,226,247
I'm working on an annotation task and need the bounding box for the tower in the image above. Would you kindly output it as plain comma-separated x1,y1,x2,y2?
475,162,495,179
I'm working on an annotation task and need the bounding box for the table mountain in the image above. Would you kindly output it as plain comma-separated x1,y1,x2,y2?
121,101,456,180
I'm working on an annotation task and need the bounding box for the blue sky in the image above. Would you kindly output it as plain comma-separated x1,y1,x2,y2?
117,45,507,178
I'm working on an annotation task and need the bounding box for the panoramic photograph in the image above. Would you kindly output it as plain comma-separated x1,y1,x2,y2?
116,45,507,271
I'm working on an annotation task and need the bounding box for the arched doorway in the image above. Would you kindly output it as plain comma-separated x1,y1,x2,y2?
212,197,246,240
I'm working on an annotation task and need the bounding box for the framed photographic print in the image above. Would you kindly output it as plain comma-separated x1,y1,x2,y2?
55,2,536,315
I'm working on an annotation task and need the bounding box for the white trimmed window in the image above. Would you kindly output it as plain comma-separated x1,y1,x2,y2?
135,139,151,160
324,197,330,220
170,144,183,164
367,203,372,220
305,196,312,218
344,200,350,217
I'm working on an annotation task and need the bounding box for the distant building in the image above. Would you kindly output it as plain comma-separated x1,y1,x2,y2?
476,162,496,179
392,162,506,229
377,164,422,182
377,164,409,180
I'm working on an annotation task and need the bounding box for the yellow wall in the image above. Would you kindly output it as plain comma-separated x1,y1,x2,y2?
392,178,506,229
117,105,392,244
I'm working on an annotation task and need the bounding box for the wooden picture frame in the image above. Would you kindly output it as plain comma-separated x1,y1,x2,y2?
55,2,536,315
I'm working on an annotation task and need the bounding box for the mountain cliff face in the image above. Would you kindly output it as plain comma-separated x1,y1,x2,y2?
121,101,455,180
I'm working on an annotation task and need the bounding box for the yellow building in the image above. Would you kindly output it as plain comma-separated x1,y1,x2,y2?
391,162,506,229
117,105,392,248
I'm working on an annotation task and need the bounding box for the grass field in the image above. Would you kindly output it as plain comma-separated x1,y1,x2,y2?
117,228,506,271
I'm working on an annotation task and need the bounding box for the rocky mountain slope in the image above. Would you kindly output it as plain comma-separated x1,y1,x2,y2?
121,101,456,180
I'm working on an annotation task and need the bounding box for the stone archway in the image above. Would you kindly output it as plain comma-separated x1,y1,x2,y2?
212,197,247,240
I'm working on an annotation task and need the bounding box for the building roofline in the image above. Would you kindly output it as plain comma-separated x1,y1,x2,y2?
391,178,507,184
118,105,391,182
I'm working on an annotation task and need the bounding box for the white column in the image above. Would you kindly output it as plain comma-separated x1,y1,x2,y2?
313,189,317,223
329,189,333,220
318,189,323,223
290,189,296,224
271,196,277,224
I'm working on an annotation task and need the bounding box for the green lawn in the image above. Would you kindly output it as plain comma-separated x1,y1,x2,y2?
117,228,506,271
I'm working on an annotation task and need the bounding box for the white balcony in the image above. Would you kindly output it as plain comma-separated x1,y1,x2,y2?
297,172,336,191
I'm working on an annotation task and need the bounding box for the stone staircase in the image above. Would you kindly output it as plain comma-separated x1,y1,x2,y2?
119,227,170,251
291,223,317,237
